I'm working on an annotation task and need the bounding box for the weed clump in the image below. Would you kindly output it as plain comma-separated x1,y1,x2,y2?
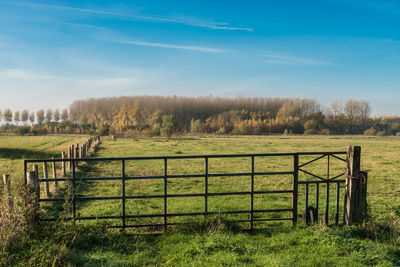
0,183,39,251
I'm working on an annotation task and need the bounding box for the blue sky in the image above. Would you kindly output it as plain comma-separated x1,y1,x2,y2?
0,0,399,115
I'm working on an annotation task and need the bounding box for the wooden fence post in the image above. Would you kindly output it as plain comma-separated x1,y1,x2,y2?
3,174,13,210
27,171,39,209
43,162,49,197
32,164,38,177
69,145,74,171
62,152,66,177
52,157,57,189
344,145,367,225
76,144,80,167
3,174,11,195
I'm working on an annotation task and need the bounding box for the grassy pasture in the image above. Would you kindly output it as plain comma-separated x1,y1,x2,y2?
1,134,400,266
0,134,90,183
67,135,400,225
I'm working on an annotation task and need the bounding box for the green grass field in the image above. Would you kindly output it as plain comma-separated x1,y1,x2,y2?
1,134,400,266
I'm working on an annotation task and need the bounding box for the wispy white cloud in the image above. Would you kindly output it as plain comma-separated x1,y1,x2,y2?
7,2,253,32
263,54,333,66
0,67,169,110
116,40,227,53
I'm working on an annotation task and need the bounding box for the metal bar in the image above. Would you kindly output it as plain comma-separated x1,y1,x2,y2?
164,158,167,231
122,159,126,229
327,155,330,180
330,154,347,162
298,154,326,168
250,155,255,231
292,154,299,226
38,190,295,202
253,208,293,213
329,172,346,180
72,160,76,219
335,182,340,224
125,171,294,180
252,218,293,222
298,179,345,184
127,190,293,199
24,161,27,185
315,183,319,222
298,168,326,181
109,224,165,228
208,172,294,177
254,190,293,194
42,208,294,221
205,157,208,216
305,183,309,209
325,182,330,224
23,151,347,163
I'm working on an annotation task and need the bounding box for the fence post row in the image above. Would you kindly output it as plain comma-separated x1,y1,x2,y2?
344,145,367,225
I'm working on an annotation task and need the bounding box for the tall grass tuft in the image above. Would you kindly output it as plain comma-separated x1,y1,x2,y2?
0,183,39,251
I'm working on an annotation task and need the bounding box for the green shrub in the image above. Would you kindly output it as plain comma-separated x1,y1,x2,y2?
304,128,318,135
364,127,377,136
319,128,330,135
377,131,387,137
152,123,161,136
160,115,176,138
31,127,48,135
14,126,30,136
97,123,110,136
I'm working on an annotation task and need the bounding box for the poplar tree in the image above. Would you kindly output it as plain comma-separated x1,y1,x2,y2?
21,109,29,124
61,108,69,121
45,108,53,123
4,109,12,123
14,111,20,125
36,109,45,125
54,109,60,122
29,112,35,124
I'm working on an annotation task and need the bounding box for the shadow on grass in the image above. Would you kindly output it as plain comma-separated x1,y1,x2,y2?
0,148,58,159
41,146,103,221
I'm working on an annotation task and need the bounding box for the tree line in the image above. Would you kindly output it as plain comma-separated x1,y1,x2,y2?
1,96,400,137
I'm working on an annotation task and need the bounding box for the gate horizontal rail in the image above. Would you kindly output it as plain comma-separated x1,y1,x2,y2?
25,151,347,230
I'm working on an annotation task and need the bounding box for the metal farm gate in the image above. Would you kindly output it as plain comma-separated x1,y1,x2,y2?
24,151,349,230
